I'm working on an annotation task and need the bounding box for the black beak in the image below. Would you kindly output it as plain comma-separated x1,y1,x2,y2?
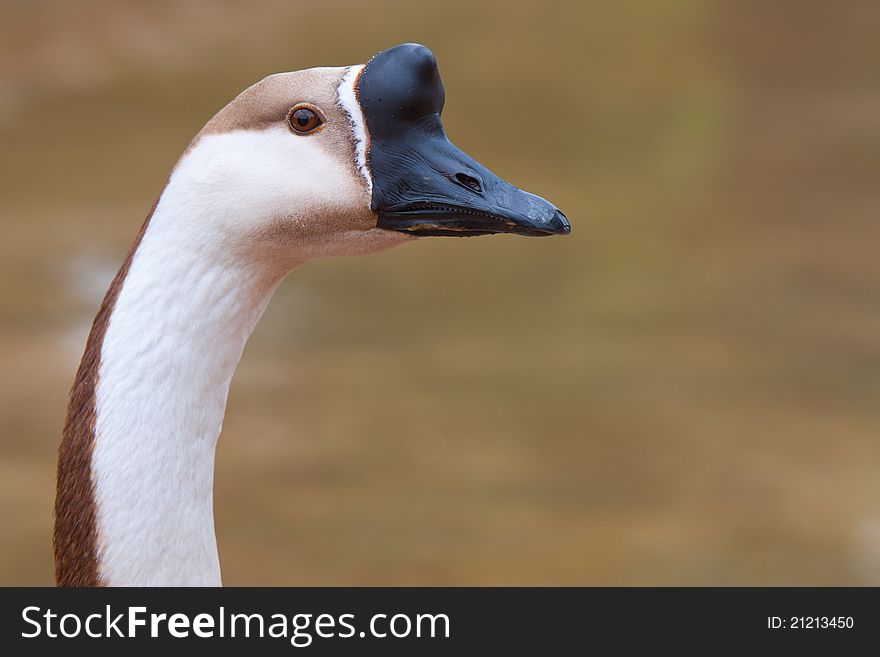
357,44,570,238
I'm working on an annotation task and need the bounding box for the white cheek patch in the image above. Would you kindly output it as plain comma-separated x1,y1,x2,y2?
175,127,357,234
337,65,373,194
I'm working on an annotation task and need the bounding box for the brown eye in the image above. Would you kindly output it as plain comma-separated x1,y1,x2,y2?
287,104,324,134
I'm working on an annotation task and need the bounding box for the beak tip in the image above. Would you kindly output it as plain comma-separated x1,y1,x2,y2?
550,210,571,235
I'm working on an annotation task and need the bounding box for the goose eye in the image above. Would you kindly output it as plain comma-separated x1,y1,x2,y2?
287,104,324,134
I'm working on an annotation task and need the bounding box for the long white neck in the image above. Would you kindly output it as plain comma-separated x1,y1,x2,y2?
72,83,398,585
91,177,289,586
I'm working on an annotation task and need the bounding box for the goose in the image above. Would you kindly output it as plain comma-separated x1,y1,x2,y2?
54,43,570,587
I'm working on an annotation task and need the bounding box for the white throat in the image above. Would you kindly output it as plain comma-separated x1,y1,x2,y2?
90,134,314,586
92,197,284,587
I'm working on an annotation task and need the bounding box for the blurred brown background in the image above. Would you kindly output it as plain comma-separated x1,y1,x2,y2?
1,0,879,585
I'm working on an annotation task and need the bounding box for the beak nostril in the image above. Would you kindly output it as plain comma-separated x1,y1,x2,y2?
453,172,483,194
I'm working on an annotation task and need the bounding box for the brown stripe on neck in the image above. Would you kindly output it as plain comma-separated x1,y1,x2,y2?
54,199,158,587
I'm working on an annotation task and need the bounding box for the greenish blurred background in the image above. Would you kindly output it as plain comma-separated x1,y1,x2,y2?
1,0,879,585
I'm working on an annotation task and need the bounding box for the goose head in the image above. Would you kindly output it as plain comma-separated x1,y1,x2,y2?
54,43,572,588
185,42,569,265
